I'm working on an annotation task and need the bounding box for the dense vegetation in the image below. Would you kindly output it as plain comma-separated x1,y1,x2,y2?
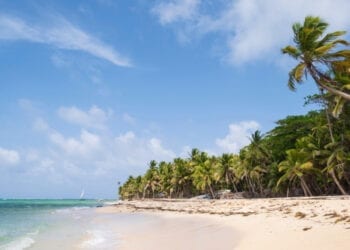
119,16,350,199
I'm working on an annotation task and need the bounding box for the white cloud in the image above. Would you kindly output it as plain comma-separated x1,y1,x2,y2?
148,138,176,159
49,129,101,157
116,131,135,144
152,0,200,25
58,105,112,129
215,121,260,153
0,147,20,166
31,117,176,177
152,0,350,65
114,131,176,168
122,113,135,125
0,14,132,67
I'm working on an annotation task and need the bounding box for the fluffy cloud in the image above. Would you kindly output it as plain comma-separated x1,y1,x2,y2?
114,131,176,168
215,121,260,153
152,0,350,64
0,14,132,67
152,0,200,25
58,106,112,129
0,147,20,166
49,129,101,157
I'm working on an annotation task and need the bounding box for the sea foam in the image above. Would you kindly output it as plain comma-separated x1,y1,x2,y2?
1,236,35,250
79,230,120,249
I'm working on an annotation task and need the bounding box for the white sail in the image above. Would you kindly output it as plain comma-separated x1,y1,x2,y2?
79,189,85,199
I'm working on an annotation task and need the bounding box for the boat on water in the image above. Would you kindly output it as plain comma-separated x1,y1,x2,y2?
79,189,85,200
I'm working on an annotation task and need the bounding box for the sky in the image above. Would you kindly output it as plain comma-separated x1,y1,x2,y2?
1,0,350,199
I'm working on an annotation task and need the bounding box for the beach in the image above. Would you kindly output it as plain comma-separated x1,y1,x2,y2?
1,198,350,249
98,196,350,250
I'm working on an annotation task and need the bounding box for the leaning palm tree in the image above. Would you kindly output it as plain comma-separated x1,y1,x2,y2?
282,16,350,101
277,149,320,196
283,16,350,195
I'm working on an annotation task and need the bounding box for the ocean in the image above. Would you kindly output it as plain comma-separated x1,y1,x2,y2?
0,199,124,250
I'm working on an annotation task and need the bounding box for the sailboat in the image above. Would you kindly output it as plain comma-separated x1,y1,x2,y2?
79,189,85,200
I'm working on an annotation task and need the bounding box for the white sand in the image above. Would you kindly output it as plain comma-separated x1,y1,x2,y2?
98,197,350,250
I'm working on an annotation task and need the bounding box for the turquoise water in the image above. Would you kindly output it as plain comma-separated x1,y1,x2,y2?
0,199,112,249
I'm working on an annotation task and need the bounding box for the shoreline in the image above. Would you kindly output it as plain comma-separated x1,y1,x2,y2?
99,196,350,250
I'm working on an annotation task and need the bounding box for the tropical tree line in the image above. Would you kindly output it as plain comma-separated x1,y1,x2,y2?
119,16,350,199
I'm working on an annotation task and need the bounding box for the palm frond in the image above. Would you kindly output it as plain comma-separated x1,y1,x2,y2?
287,63,306,90
332,96,345,118
318,31,347,46
281,45,300,59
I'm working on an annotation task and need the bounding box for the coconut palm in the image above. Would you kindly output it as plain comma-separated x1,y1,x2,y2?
323,140,349,194
239,131,270,194
282,16,350,100
191,152,218,198
216,153,240,192
172,158,193,198
277,149,320,196
158,161,174,198
142,160,160,198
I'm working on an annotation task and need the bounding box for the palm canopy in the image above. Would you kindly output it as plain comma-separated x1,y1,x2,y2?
282,16,350,101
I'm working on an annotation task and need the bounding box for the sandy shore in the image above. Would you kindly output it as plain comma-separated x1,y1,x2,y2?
98,196,350,250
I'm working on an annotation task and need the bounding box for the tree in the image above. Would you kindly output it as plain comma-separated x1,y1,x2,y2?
143,160,160,198
239,131,270,195
216,153,240,192
191,152,217,198
277,149,320,196
172,158,193,198
282,16,350,102
158,161,174,198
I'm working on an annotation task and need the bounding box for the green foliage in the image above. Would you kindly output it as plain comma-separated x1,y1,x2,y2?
283,16,350,104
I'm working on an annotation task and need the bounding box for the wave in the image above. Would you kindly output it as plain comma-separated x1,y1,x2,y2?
1,236,35,250
79,230,120,249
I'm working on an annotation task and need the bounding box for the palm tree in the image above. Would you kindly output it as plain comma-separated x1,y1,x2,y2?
323,140,349,194
142,160,160,198
277,149,320,196
172,158,193,198
158,161,174,198
282,16,350,100
216,154,240,192
191,152,217,198
283,16,350,195
239,131,270,195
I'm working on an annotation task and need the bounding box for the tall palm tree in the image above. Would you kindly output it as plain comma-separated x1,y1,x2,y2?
323,140,349,194
239,131,270,194
172,158,193,198
282,16,350,100
158,161,174,198
191,152,217,198
277,149,320,196
216,153,240,192
283,16,350,195
142,160,160,198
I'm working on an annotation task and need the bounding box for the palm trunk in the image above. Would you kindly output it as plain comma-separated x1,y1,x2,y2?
142,184,149,199
208,184,216,199
308,68,349,195
330,169,348,195
300,177,313,196
232,181,238,193
309,65,350,101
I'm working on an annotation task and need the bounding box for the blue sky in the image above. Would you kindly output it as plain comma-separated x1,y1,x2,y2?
1,0,350,198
